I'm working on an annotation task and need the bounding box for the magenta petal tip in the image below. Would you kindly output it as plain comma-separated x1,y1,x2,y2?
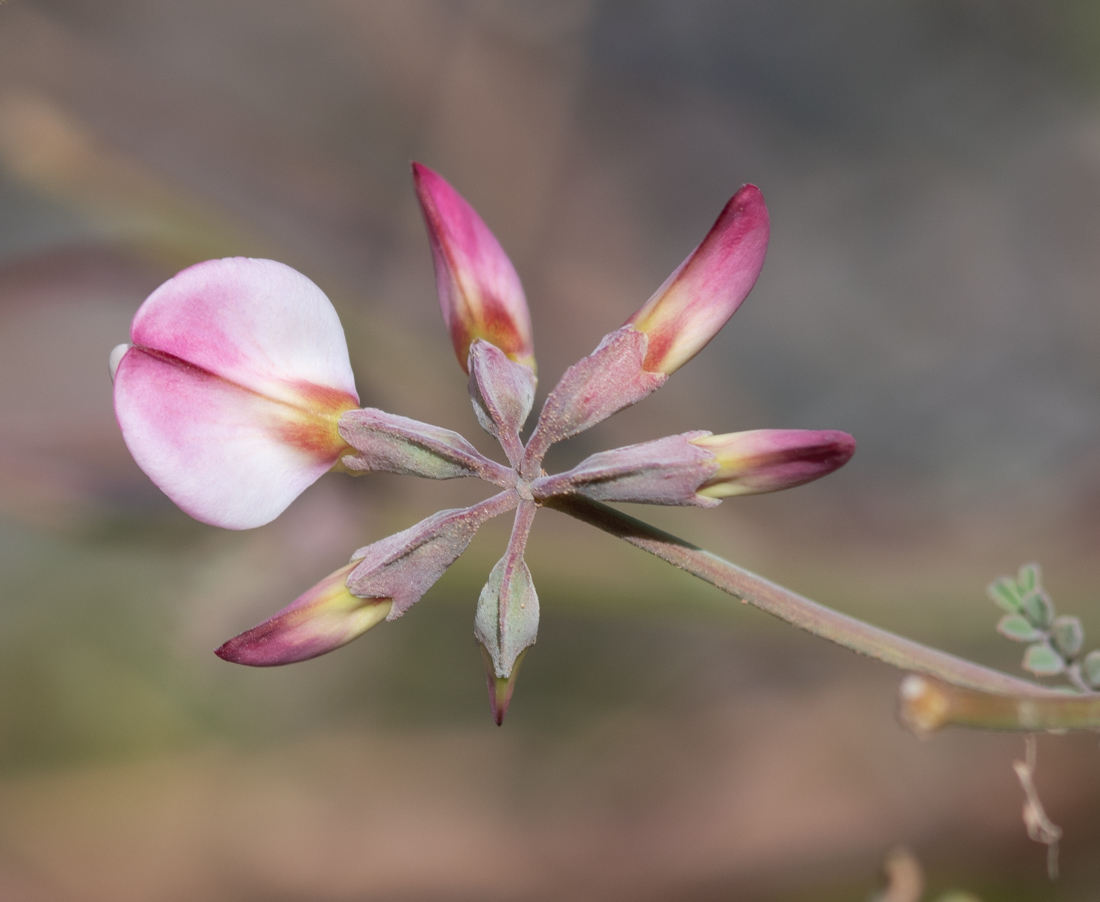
627,184,769,374
412,162,534,373
215,563,392,666
692,428,855,498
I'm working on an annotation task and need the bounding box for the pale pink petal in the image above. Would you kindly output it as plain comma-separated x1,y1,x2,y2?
113,347,353,528
692,429,855,498
130,257,358,404
412,163,534,372
115,258,359,528
627,185,769,374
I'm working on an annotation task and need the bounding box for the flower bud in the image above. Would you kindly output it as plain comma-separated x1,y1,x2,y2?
474,540,539,683
216,563,391,666
626,185,769,374
691,429,855,498
412,162,534,373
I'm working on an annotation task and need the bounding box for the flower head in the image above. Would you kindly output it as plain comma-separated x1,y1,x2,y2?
111,166,853,723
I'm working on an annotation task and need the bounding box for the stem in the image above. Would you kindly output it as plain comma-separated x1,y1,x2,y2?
901,674,1100,734
500,501,537,637
547,495,1065,698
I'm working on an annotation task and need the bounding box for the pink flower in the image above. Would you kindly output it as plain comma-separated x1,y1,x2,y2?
111,257,359,530
111,166,851,724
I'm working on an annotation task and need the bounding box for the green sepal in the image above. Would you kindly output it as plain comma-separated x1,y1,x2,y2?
1051,615,1084,659
996,613,1043,643
1022,642,1065,677
474,552,539,680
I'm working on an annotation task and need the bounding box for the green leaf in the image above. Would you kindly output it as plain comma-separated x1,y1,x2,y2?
1018,562,1041,594
987,576,1022,613
1083,650,1100,688
1021,589,1055,629
1023,642,1065,677
997,613,1043,643
1051,616,1084,659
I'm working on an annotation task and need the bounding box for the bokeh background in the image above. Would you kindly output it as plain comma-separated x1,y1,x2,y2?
1,2,1099,899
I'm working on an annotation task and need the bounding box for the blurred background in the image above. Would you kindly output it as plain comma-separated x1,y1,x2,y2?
1,1,1099,899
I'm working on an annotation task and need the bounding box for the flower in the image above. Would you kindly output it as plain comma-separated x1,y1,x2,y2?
111,162,854,724
111,257,359,530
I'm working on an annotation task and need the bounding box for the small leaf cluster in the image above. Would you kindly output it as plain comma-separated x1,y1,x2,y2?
988,563,1100,691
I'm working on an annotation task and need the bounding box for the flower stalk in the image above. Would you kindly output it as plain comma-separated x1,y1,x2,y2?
545,495,1069,700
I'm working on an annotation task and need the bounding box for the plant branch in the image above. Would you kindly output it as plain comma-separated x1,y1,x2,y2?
546,495,1065,699
899,674,1100,734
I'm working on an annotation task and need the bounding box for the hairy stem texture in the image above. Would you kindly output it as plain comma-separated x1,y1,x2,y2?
548,496,1065,699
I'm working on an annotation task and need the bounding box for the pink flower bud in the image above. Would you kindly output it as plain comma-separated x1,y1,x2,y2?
412,162,535,373
691,429,855,498
112,258,359,529
216,563,392,666
626,185,769,374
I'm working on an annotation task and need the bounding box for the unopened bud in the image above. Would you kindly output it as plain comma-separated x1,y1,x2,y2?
691,429,855,498
626,185,769,374
216,563,391,666
413,162,534,373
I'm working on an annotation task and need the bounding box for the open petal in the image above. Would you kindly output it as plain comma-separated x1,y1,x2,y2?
114,348,355,528
412,163,534,372
113,258,359,529
627,185,769,374
130,257,358,402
